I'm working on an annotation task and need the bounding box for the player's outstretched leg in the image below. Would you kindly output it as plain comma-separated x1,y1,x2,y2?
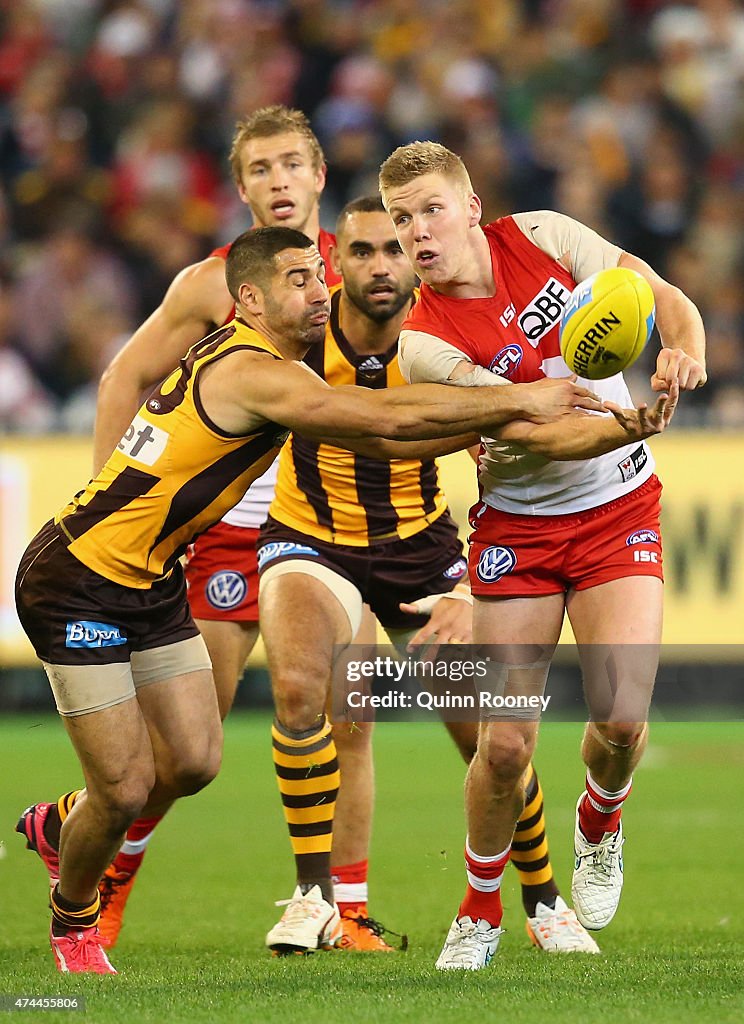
265,718,342,955
572,723,647,930
436,719,534,971
445,724,598,953
97,619,260,948
515,765,599,953
17,790,116,974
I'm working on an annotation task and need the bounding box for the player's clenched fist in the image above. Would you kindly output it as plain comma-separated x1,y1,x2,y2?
651,347,707,392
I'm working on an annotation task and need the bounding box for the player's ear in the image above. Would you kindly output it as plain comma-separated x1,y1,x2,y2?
238,280,264,315
315,161,327,193
328,242,342,276
468,193,482,228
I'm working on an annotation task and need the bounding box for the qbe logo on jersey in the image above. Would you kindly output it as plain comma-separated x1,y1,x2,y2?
206,570,248,610
518,278,571,347
476,546,517,583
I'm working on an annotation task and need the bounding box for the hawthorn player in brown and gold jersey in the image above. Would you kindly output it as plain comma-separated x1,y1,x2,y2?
16,224,603,972
57,323,288,589
271,284,447,547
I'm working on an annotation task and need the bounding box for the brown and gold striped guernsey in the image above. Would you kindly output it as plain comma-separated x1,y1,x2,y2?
269,287,447,546
56,320,289,588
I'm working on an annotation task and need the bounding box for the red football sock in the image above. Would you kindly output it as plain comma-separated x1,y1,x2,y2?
458,840,510,927
331,858,368,914
110,815,164,875
579,773,632,843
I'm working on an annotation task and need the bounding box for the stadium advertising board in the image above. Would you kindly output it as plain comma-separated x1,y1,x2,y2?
1,434,742,665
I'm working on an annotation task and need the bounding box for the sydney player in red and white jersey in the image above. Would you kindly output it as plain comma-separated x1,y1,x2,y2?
380,141,706,970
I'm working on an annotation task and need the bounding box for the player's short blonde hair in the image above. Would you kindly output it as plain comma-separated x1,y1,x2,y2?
379,142,473,205
229,106,325,183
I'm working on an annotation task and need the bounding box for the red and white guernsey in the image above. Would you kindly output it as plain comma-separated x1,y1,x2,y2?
211,227,340,529
402,214,654,516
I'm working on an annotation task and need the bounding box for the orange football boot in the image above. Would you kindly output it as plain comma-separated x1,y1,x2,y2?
339,908,400,952
97,867,138,948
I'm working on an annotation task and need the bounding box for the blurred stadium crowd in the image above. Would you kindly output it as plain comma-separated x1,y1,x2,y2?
1,0,742,433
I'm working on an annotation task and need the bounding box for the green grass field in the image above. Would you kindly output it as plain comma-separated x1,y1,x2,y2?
1,713,742,1023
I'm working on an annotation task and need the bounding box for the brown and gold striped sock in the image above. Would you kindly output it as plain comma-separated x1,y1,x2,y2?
57,790,82,823
272,717,339,905
511,763,560,917
43,790,83,850
50,884,100,935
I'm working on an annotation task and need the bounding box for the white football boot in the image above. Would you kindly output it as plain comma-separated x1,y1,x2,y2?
266,885,341,955
526,895,600,952
571,797,625,930
435,915,503,971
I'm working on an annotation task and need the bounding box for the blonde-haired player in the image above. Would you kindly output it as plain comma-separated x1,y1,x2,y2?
380,140,703,970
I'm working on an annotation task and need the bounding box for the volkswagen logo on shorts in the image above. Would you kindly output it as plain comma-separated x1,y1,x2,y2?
206,570,247,609
476,546,517,583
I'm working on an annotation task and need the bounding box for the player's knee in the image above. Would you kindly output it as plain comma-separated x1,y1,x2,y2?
477,726,533,787
90,778,154,836
594,721,646,751
171,738,223,797
273,668,326,731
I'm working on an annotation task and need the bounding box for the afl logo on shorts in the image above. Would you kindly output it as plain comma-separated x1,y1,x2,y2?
206,570,247,610
626,529,659,546
443,558,468,580
476,546,517,583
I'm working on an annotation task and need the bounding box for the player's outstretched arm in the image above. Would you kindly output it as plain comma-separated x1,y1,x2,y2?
496,382,679,461
216,354,604,445
619,253,706,392
326,432,481,462
93,257,232,474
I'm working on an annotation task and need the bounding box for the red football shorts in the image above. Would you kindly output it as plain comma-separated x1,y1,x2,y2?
468,475,663,597
185,521,260,622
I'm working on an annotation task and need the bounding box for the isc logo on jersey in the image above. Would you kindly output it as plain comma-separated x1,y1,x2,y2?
476,546,517,583
518,278,571,347
206,571,247,609
489,345,523,377
257,541,320,571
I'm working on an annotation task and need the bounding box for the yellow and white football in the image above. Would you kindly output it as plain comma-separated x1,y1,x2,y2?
559,266,655,380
